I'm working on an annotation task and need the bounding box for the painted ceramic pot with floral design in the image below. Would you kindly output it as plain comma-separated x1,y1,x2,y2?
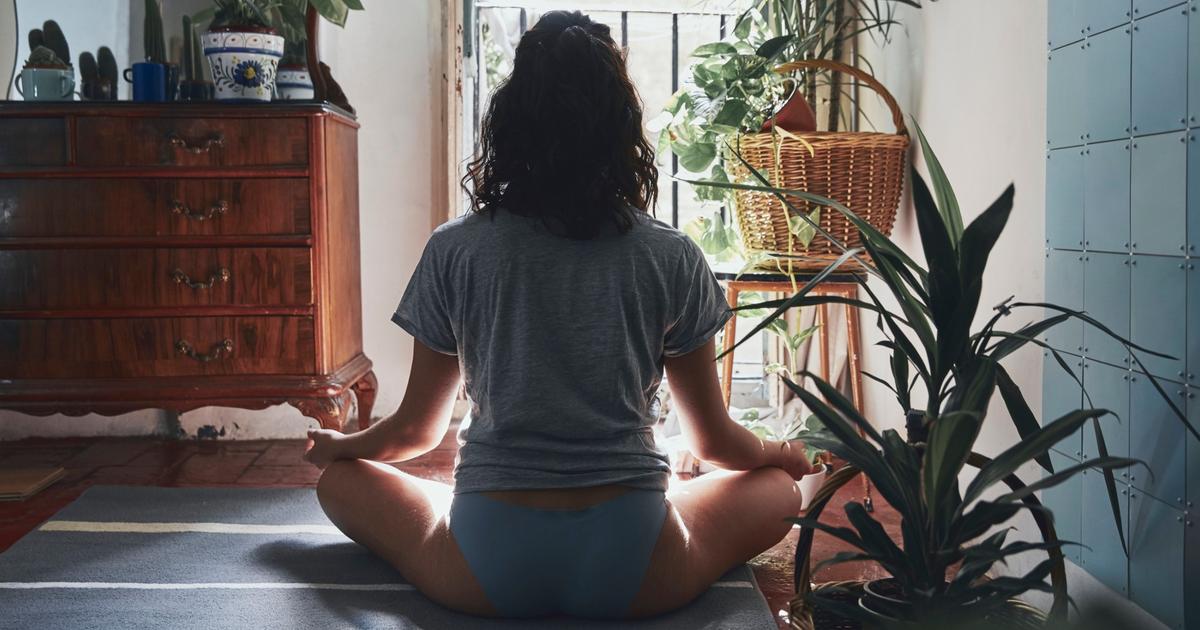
202,28,284,102
275,64,314,100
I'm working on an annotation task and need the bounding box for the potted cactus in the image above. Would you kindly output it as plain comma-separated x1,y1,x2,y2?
179,16,214,100
15,21,74,101
200,0,286,101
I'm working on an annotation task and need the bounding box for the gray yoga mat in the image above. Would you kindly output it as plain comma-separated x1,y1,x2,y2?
0,486,776,629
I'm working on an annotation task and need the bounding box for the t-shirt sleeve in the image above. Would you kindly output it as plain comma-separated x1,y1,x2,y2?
663,238,734,357
391,236,458,355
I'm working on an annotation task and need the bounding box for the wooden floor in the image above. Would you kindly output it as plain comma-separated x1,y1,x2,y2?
0,434,895,628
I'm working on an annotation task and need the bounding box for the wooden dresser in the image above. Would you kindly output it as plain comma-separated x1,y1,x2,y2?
0,103,375,431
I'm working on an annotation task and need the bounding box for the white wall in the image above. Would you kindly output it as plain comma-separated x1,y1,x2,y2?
0,1,444,440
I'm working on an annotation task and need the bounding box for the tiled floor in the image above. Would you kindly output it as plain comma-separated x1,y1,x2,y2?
0,434,894,628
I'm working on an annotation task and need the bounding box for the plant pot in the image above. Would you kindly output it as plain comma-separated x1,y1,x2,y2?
859,578,912,620
202,28,284,102
761,82,817,133
796,463,828,511
15,66,75,101
276,64,314,101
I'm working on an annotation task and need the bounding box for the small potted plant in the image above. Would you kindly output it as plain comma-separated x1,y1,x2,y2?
201,0,285,101
16,21,74,101
739,409,829,510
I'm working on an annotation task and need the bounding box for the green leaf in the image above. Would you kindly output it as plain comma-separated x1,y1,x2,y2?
675,141,717,173
712,98,750,128
996,456,1141,503
912,118,964,247
691,41,738,57
787,208,821,248
995,365,1052,473
754,34,792,59
961,408,1106,506
308,0,350,26
923,410,982,538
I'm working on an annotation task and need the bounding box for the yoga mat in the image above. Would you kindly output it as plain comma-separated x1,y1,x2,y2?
0,486,776,629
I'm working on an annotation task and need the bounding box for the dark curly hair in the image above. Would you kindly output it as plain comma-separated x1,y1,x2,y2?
462,10,658,239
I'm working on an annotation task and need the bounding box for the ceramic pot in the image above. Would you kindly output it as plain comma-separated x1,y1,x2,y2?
15,66,74,101
761,83,817,133
275,64,314,100
202,28,284,102
795,462,828,511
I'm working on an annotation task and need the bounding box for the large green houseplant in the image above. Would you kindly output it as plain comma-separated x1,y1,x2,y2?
689,126,1196,628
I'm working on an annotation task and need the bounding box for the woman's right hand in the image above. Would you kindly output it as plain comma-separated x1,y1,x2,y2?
771,440,814,480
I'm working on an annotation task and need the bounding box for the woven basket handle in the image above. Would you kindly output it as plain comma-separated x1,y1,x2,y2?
773,59,908,136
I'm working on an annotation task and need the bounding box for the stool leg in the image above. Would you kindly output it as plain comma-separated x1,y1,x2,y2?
817,303,831,385
844,289,874,511
721,285,739,411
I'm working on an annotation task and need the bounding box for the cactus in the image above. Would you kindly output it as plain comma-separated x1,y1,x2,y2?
41,20,70,68
24,45,68,69
27,28,43,52
78,51,98,82
181,16,195,80
144,0,166,63
97,46,119,89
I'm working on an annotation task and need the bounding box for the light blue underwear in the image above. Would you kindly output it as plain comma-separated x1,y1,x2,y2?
448,488,668,618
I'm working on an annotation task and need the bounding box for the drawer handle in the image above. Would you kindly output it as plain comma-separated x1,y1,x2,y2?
175,338,234,363
170,267,230,290
170,199,228,221
166,131,225,154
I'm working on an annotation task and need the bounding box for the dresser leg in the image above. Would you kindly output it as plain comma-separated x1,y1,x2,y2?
350,370,379,432
290,390,354,431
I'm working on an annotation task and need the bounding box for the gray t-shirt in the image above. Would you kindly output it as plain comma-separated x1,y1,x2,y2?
392,208,732,494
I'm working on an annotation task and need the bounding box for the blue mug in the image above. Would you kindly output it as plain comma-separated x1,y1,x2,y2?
123,62,168,102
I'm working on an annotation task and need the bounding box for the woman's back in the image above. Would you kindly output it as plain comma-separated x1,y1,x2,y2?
393,207,730,494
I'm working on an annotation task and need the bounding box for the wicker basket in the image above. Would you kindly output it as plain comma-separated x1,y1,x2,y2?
726,60,908,272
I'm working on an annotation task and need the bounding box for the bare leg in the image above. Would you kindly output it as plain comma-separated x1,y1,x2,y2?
628,466,802,617
315,459,497,616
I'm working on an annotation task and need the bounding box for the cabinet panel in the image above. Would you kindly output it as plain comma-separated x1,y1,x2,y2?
1191,263,1200,383
1190,2,1200,125
1187,488,1200,630
1083,140,1131,253
1189,135,1200,263
1128,491,1186,629
1048,43,1087,148
1045,351,1086,458
1131,132,1188,255
1085,27,1132,142
1129,376,1187,503
1050,0,1084,48
1045,249,1085,353
1130,256,1188,379
1083,252,1132,366
1046,450,1084,565
1080,468,1129,594
1088,0,1132,33
1046,149,1085,249
1133,0,1186,17
1132,8,1188,135
1082,359,1131,465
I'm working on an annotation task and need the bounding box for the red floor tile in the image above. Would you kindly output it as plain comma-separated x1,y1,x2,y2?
61,440,153,469
165,450,261,485
236,465,322,486
252,441,310,467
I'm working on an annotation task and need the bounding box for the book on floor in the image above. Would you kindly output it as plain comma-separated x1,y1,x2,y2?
0,467,66,501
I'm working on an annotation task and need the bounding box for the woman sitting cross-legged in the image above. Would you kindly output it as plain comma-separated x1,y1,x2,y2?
303,9,811,620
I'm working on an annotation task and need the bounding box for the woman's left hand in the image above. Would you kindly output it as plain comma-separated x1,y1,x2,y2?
304,429,347,470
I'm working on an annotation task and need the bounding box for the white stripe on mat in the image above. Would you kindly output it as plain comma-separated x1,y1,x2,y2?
0,581,753,590
39,521,344,536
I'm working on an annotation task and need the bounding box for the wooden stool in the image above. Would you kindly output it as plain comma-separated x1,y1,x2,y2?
713,264,874,511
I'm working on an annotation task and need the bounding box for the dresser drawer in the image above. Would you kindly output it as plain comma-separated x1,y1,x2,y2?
0,118,67,167
0,248,312,310
0,179,310,238
75,117,307,168
0,316,315,377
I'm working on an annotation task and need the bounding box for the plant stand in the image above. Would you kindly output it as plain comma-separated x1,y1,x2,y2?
713,264,872,510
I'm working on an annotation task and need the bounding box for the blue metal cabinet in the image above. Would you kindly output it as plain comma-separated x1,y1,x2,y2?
1134,0,1187,18
1132,7,1188,135
1050,0,1084,48
1048,43,1087,148
1045,249,1085,353
1046,351,1086,459
1046,149,1085,249
1080,467,1130,595
1083,252,1132,366
1190,2,1200,127
1129,375,1187,503
1046,449,1084,564
1189,386,1199,520
1130,256,1188,379
1131,132,1188,255
1191,261,1200,383
1082,359,1131,465
1190,135,1200,263
1187,486,1200,630
1083,140,1131,253
1089,0,1133,33
1085,26,1132,142
1128,491,1186,629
